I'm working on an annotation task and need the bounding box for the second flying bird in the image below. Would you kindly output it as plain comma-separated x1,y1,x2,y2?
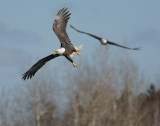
70,25,140,50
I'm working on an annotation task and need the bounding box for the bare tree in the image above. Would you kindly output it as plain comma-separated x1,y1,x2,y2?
0,47,160,126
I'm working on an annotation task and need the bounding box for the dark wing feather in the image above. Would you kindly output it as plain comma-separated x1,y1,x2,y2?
53,8,73,47
107,40,140,50
70,25,102,40
22,54,60,80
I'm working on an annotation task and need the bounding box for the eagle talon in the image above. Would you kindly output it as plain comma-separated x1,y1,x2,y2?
73,63,77,68
76,52,80,55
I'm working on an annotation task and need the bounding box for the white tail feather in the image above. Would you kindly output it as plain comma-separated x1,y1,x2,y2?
75,45,83,52
70,45,83,58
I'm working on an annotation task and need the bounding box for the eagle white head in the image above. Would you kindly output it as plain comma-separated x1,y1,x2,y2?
53,47,65,55
101,39,107,45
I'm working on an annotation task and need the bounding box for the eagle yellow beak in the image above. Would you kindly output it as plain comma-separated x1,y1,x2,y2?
53,51,57,55
73,63,77,68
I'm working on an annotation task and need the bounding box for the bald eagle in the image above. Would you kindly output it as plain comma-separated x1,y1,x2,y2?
22,8,82,80
70,25,140,50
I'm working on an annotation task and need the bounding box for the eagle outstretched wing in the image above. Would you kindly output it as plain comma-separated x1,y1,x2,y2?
22,54,60,80
107,41,140,50
70,25,102,40
53,8,73,47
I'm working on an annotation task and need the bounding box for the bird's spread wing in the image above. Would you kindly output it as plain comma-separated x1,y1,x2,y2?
107,40,140,50
53,8,73,47
22,54,60,80
70,25,102,41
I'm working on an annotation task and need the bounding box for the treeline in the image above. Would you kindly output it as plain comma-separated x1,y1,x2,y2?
0,48,159,126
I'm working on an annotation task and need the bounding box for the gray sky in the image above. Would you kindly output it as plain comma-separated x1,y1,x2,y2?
0,0,160,88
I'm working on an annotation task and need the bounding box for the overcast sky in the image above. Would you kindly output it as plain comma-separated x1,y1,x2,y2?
0,0,160,89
